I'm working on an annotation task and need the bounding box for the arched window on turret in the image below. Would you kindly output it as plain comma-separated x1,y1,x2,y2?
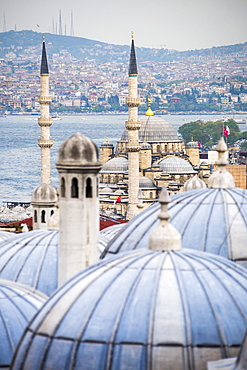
71,178,79,198
157,145,160,153
86,177,93,198
34,210,37,223
61,177,66,197
41,210,46,223
51,210,54,217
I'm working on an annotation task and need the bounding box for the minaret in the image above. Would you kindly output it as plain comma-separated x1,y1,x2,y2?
38,36,53,184
125,32,141,220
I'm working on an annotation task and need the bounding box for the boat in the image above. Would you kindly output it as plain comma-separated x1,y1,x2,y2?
51,113,62,120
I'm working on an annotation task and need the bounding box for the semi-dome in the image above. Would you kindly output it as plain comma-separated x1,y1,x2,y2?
101,156,128,173
31,182,57,204
0,279,47,368
186,140,199,148
102,187,247,266
159,156,197,174
11,249,247,370
120,115,182,143
57,132,100,166
139,176,156,188
100,138,114,148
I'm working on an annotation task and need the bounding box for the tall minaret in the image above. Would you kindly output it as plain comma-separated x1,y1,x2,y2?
125,32,141,220
38,36,53,184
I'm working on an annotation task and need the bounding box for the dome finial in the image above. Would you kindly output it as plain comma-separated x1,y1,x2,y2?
145,95,154,116
131,31,134,40
149,186,182,251
208,136,235,189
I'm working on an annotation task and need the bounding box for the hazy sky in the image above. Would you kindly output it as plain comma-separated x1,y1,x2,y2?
1,0,247,51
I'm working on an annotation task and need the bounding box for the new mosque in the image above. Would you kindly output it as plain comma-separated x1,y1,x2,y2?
0,35,247,370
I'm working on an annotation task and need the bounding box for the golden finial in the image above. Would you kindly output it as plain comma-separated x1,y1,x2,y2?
42,34,45,43
131,31,134,40
145,95,154,116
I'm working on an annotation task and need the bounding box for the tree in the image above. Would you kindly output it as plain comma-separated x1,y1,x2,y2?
178,119,240,147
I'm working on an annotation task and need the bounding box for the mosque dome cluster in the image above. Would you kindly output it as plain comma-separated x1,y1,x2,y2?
11,249,247,370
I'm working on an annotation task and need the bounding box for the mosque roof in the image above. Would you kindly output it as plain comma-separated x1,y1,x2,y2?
184,174,207,191
128,33,137,75
100,156,128,173
0,279,47,367
0,230,58,296
139,176,156,188
102,187,247,265
11,249,247,370
120,115,182,143
159,156,197,174
0,229,113,296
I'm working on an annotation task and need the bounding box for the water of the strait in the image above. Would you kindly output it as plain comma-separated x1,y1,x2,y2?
1,113,247,204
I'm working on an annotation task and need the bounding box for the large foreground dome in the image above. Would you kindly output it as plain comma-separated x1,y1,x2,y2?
11,249,247,370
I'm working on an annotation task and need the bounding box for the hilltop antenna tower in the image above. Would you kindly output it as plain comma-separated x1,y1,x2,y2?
70,10,74,36
59,10,62,35
3,11,6,32
52,17,55,34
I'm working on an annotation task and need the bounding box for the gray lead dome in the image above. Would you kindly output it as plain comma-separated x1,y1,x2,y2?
0,279,47,368
102,187,247,265
11,249,247,370
121,115,182,142
57,132,100,166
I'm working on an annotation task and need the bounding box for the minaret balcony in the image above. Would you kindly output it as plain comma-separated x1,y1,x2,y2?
38,118,53,127
126,98,140,107
125,121,141,131
38,96,52,104
38,139,54,148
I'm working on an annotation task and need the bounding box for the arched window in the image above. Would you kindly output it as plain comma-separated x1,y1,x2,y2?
157,145,160,153
51,210,54,216
86,178,92,198
61,177,66,197
41,210,46,223
150,192,153,199
71,177,79,198
34,210,37,223
107,175,111,183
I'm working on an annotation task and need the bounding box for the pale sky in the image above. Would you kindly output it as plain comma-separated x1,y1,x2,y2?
1,0,247,51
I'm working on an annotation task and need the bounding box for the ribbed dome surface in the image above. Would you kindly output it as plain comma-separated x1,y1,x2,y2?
0,230,14,242
159,156,197,174
0,230,111,296
32,183,57,203
102,188,247,265
121,115,182,142
139,176,156,188
57,132,100,166
101,156,128,173
0,279,47,368
11,249,247,370
0,230,58,296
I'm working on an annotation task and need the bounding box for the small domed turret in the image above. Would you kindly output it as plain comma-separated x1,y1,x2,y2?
57,132,100,167
31,183,57,230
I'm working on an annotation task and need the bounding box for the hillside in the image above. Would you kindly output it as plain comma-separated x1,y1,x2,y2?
0,30,246,64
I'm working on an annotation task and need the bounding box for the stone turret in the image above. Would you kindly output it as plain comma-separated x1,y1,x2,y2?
56,132,101,286
125,32,141,220
38,36,53,184
31,183,57,230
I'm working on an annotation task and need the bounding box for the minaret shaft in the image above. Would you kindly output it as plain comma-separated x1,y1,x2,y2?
125,36,141,220
38,40,53,184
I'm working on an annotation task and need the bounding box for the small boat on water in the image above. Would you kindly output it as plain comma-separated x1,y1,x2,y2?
51,113,62,120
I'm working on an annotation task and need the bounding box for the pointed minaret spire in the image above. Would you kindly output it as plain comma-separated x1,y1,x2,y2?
125,32,141,220
38,35,53,184
40,35,49,75
128,32,138,75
